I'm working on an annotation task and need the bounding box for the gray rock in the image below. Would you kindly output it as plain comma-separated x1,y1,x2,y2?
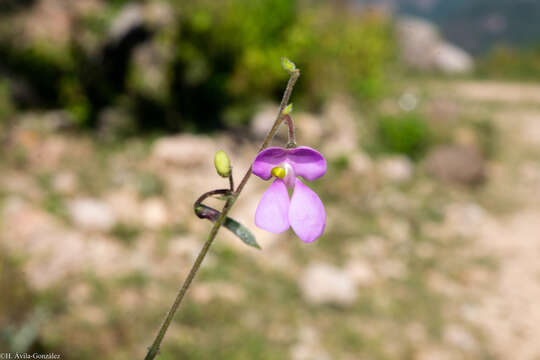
53,172,77,195
290,327,330,360
397,17,440,71
13,0,72,46
191,282,246,304
349,151,373,175
106,189,141,224
444,325,477,351
378,156,414,183
145,1,176,28
168,236,202,260
141,198,168,229
443,202,490,238
69,198,116,231
152,134,218,167
433,42,475,74
23,230,87,290
295,113,324,145
250,104,280,140
397,17,473,74
299,263,358,306
345,260,375,286
425,145,485,185
108,4,145,44
321,98,359,158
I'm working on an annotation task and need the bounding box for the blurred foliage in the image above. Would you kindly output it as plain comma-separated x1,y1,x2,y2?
135,172,165,198
329,155,350,174
0,0,35,13
110,223,141,245
374,112,431,159
0,252,35,352
477,45,540,81
0,0,394,134
471,118,497,158
0,78,14,129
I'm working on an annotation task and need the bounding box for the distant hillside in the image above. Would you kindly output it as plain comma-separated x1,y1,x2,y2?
355,0,540,54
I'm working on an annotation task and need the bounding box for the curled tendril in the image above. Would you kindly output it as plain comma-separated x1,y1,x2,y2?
193,189,260,249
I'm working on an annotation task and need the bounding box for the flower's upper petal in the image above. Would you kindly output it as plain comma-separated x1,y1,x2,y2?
255,179,290,233
252,147,288,180
289,178,326,243
287,146,327,181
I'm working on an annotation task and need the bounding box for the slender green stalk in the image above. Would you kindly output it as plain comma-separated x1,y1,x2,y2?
144,68,300,360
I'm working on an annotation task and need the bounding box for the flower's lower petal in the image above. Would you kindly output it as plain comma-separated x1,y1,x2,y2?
252,147,288,180
287,146,327,181
289,178,325,242
255,179,290,233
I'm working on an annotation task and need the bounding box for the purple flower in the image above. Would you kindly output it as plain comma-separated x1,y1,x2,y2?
252,146,327,243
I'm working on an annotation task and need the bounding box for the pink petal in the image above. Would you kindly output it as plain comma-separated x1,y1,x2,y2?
255,179,290,233
287,146,327,181
289,178,326,243
252,147,288,180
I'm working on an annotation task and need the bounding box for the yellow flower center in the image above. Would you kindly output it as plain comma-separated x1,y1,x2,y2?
271,166,286,179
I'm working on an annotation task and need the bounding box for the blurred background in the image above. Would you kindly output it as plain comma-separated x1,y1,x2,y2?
2,0,540,359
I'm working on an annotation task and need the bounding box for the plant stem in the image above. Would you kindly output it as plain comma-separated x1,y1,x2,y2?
194,189,230,208
284,114,296,148
194,189,230,222
144,68,300,360
234,69,300,196
228,170,234,192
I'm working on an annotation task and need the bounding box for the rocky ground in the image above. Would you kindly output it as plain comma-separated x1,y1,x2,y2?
2,80,540,359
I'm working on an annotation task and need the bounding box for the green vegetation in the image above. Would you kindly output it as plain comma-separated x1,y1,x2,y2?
477,46,540,81
37,173,69,220
0,253,36,353
110,223,141,245
0,0,394,133
0,79,14,127
374,112,431,159
135,172,165,199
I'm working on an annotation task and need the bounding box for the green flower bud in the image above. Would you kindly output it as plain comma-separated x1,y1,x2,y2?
214,150,231,177
282,103,293,115
281,57,296,73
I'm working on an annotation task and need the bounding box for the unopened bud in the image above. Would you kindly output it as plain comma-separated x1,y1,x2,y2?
282,103,293,115
214,150,231,177
281,57,296,73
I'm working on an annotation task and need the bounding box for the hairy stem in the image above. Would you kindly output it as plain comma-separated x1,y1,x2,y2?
284,114,296,148
144,68,300,360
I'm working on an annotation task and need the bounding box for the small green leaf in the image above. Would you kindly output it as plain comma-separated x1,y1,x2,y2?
223,217,261,249
195,204,260,249
282,103,293,115
281,57,296,73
